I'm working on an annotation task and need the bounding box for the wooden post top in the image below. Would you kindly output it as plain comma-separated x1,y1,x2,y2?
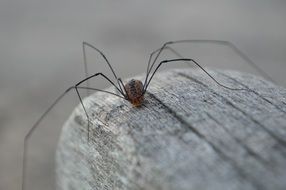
56,69,286,190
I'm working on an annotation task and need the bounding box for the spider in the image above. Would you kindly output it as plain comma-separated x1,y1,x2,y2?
22,40,274,190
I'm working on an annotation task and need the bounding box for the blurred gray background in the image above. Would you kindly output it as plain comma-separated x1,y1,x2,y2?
1,0,286,190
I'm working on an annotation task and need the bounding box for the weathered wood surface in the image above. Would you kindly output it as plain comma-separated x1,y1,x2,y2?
56,68,286,190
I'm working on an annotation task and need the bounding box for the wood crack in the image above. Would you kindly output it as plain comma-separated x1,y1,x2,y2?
204,112,270,166
148,92,262,190
217,71,286,114
178,72,286,148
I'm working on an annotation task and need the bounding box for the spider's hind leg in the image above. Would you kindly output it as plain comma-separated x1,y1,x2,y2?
74,72,126,141
75,86,125,141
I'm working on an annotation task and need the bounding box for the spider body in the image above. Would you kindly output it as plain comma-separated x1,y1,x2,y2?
124,79,144,107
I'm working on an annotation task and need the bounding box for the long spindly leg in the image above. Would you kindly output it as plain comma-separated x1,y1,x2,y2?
143,58,248,94
82,42,124,94
75,86,125,140
143,45,194,89
75,72,127,140
22,74,126,190
76,72,127,98
117,78,128,97
144,40,275,89
143,41,173,88
74,73,127,142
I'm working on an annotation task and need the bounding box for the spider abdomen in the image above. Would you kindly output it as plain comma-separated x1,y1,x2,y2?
124,79,144,106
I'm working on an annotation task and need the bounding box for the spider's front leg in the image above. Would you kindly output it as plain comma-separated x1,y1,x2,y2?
143,58,248,94
145,40,275,87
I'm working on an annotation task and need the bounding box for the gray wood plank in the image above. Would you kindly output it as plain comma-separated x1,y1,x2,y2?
56,69,286,190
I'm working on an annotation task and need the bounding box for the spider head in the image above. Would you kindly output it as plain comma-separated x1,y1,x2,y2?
124,79,144,107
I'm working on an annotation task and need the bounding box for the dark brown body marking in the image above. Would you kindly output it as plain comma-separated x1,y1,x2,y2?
124,79,144,106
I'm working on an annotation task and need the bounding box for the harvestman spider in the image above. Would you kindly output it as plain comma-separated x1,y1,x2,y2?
22,40,274,190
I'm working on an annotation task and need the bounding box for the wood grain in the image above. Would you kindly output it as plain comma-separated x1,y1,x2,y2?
56,69,286,190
